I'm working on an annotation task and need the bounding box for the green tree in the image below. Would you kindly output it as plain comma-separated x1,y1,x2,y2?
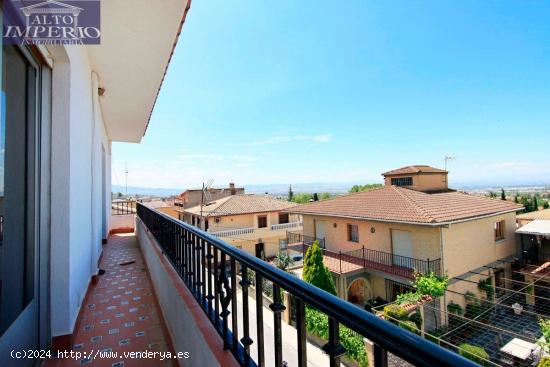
320,192,331,200
514,195,519,204
303,241,337,295
312,193,319,201
533,196,539,211
501,188,506,200
544,200,550,209
349,183,383,193
291,193,313,204
288,185,294,202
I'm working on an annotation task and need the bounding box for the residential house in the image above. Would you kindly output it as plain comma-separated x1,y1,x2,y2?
517,208,550,227
174,182,244,208
286,165,523,309
179,194,302,258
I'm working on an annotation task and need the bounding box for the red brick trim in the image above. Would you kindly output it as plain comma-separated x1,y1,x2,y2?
138,220,240,367
109,227,134,235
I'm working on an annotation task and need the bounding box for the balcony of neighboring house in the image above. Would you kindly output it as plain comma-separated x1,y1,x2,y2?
130,203,474,367
286,231,441,279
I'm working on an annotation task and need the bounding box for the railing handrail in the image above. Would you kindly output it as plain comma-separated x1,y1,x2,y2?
111,199,136,215
137,203,474,367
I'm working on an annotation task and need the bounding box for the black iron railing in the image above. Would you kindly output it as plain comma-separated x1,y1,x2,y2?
287,231,325,248
111,200,136,215
289,240,440,278
136,203,474,367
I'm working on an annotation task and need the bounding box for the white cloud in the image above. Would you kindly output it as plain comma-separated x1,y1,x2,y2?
179,154,224,161
248,134,332,146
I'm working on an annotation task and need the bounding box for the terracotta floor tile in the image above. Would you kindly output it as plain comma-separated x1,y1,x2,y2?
45,234,178,367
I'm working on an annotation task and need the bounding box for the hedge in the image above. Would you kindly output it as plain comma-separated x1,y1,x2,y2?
305,307,368,367
458,343,489,366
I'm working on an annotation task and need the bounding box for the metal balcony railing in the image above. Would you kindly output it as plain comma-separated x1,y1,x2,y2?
291,241,440,278
111,200,136,215
136,203,474,367
286,231,325,248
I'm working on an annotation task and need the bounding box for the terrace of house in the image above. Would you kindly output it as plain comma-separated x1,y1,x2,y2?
302,214,442,263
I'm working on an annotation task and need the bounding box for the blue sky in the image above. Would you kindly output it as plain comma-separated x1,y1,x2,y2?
112,0,550,190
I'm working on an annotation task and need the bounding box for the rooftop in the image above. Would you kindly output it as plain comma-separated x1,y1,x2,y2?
382,165,448,176
517,208,550,221
183,194,297,217
287,186,523,225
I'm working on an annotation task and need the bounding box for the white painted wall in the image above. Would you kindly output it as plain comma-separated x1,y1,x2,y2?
49,45,111,337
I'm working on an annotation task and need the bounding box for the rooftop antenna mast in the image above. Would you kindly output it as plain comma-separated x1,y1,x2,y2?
444,156,455,185
200,179,214,229
124,162,128,197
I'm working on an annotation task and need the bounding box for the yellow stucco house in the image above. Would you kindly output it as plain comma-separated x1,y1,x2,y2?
178,194,302,258
286,165,523,309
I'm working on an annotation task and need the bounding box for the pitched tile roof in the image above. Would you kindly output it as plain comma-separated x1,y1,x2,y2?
286,186,523,225
517,208,550,221
382,165,447,176
184,194,297,217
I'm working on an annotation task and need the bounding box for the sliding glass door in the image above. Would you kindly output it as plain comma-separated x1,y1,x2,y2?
0,21,46,366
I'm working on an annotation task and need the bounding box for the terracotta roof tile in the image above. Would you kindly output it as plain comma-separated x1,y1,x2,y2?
287,186,523,224
184,195,297,217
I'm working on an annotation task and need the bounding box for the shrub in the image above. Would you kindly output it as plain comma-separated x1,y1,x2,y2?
478,278,494,300
396,291,421,305
540,319,550,353
303,241,337,295
383,304,409,322
414,271,448,298
305,307,368,367
538,357,550,367
447,302,463,315
458,343,489,366
399,320,420,335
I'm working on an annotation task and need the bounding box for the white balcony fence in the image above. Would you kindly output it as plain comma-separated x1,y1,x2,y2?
270,221,303,231
209,227,256,238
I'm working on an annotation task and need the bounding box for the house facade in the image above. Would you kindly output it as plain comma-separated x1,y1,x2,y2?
287,166,522,309
174,182,245,208
178,195,302,258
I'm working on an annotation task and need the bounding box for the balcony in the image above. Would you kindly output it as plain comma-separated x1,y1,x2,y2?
209,221,303,239
134,203,473,367
286,232,441,278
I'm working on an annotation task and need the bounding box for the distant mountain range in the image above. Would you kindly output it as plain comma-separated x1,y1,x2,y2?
112,182,549,198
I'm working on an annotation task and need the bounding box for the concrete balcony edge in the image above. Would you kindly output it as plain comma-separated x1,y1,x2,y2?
135,218,240,367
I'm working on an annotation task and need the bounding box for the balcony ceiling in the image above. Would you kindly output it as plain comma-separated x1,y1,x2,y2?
88,0,190,143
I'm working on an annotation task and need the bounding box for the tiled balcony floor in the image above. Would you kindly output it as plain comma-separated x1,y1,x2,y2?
46,234,177,367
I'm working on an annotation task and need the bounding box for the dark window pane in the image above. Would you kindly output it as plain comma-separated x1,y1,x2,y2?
0,45,36,335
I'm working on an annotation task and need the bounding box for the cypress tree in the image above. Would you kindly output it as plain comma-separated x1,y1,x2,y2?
303,241,337,295
501,188,506,200
288,185,294,202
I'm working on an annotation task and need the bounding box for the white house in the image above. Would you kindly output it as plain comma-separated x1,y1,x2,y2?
0,1,191,364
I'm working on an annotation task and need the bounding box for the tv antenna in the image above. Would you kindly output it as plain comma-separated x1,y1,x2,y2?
199,179,214,227
444,156,455,171
124,162,128,197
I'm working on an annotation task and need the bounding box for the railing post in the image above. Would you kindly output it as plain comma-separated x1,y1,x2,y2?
339,251,342,274
363,245,366,268
373,343,389,367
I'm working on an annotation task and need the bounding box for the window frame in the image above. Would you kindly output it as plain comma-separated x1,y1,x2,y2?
257,215,268,229
347,223,359,243
390,176,413,186
494,220,506,241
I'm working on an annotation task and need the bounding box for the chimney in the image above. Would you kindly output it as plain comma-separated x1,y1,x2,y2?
229,182,236,195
